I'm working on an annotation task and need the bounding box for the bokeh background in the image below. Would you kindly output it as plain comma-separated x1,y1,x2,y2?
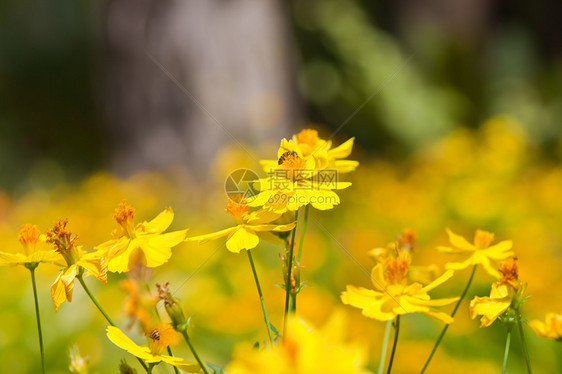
1,0,561,373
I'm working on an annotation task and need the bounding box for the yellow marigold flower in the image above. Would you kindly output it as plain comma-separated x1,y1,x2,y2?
260,129,359,173
0,224,61,266
438,228,514,278
251,139,351,213
46,219,107,311
470,258,524,328
106,324,201,372
529,313,562,342
225,313,372,374
187,197,296,253
95,201,188,273
342,250,459,323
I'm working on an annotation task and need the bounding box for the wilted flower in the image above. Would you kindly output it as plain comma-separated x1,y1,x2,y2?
46,220,107,311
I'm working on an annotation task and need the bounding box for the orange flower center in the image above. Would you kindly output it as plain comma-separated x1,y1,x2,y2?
384,253,410,285
148,323,179,355
499,257,520,290
45,219,79,265
296,129,320,155
474,230,494,249
114,200,136,238
18,224,40,255
226,197,249,224
398,228,417,251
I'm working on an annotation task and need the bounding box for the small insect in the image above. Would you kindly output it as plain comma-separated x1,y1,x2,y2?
278,151,298,165
149,329,160,341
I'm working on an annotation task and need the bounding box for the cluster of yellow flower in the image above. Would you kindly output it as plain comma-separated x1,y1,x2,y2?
1,126,561,374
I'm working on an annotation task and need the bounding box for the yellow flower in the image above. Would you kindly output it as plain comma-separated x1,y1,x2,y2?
469,258,523,328
260,129,359,173
46,219,107,311
529,313,562,342
187,197,296,253
95,201,188,273
106,324,201,372
0,224,61,267
251,138,352,213
121,279,157,332
341,250,459,323
225,313,371,374
438,228,514,278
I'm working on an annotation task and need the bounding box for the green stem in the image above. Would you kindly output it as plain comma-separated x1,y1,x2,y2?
181,330,209,374
517,314,533,374
76,273,149,372
296,205,309,262
166,346,180,374
502,329,512,374
420,265,477,373
247,249,274,345
28,265,45,374
283,210,299,336
76,274,115,325
147,363,155,374
377,320,393,374
387,315,400,374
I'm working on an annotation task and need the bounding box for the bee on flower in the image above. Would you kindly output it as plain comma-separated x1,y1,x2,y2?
250,136,353,213
106,322,201,373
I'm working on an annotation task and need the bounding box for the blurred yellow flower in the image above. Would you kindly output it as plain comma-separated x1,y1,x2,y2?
106,324,201,372
95,201,188,273
187,197,295,253
225,313,371,374
469,258,522,328
46,219,107,311
0,224,61,267
341,251,459,323
529,313,562,342
439,228,514,278
251,138,351,213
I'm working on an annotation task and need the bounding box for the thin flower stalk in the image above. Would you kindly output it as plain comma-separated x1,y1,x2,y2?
420,264,477,373
377,319,392,374
518,314,533,374
283,210,299,336
26,264,45,374
180,330,209,374
387,315,400,374
502,328,512,374
247,249,274,345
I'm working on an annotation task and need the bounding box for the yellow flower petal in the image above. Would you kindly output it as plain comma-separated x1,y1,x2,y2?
186,227,238,244
421,270,455,293
142,207,174,234
106,326,153,360
445,228,475,251
0,252,26,266
226,227,259,253
328,137,355,159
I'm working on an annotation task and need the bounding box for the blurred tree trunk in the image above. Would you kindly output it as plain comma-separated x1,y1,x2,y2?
100,0,301,176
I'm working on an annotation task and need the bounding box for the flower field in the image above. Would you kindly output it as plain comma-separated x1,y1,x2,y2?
0,119,561,373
